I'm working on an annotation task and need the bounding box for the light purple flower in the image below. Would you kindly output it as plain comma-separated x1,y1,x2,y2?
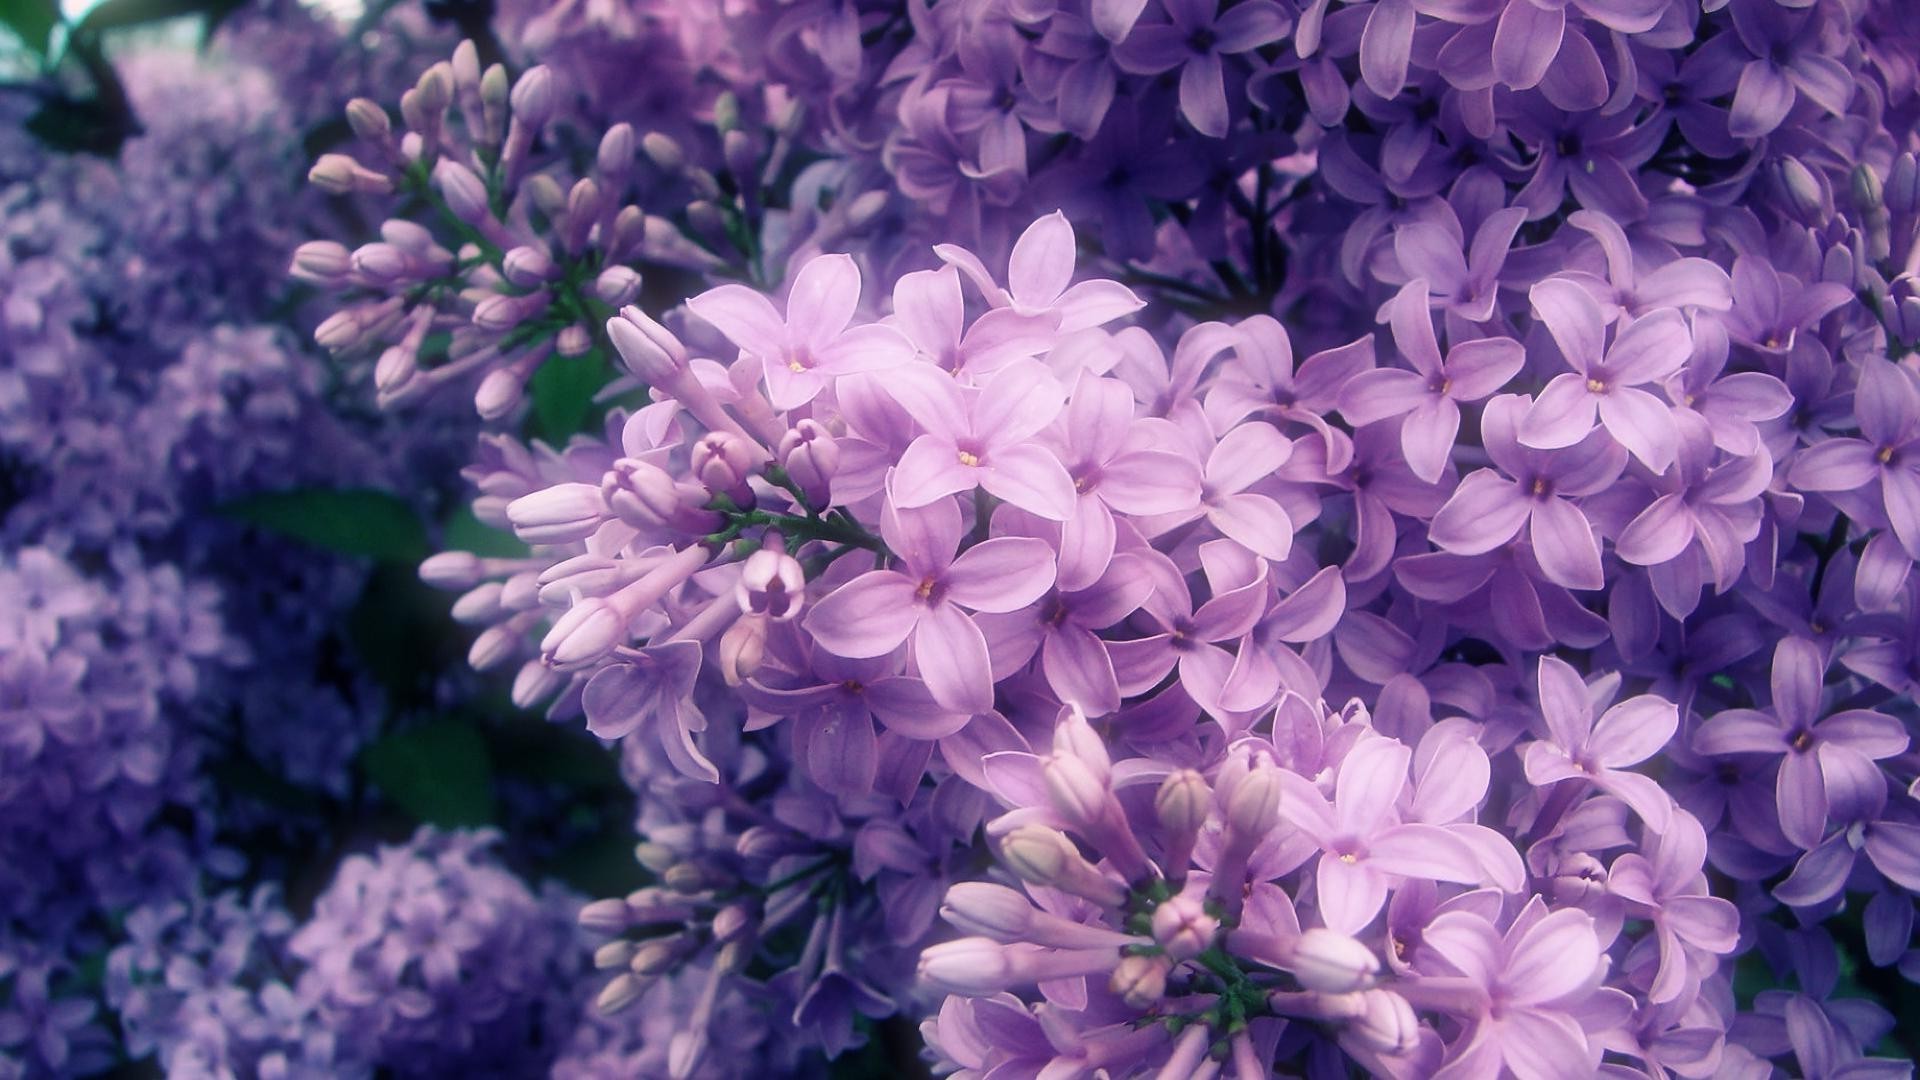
687,253,914,410
1339,280,1524,482
1519,279,1691,472
1520,655,1679,832
886,359,1079,521
803,497,1056,713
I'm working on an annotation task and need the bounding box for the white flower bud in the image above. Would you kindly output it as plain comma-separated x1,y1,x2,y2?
1288,929,1381,994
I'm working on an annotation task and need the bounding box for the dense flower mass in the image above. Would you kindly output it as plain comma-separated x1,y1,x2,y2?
11,0,1920,1074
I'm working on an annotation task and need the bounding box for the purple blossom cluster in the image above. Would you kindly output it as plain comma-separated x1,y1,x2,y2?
55,0,1920,1072
291,0,1920,1067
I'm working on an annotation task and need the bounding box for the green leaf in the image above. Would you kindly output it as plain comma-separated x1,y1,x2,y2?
347,563,466,703
0,0,58,56
360,719,496,827
24,95,135,157
220,488,429,563
70,0,244,37
529,349,614,443
443,503,529,558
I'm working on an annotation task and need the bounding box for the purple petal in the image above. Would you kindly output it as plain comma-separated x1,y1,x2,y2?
1099,450,1205,515
1789,438,1879,492
1518,374,1600,450
1530,496,1605,591
1777,749,1829,850
1209,493,1295,561
867,677,969,739
1339,368,1430,426
1597,387,1679,472
1179,52,1230,138
1771,637,1824,729
1007,212,1076,307
1395,225,1470,296
1864,822,1920,892
1369,823,1487,884
1590,695,1677,768
946,537,1059,613
688,283,787,357
981,442,1079,521
1536,655,1595,750
1317,856,1389,936
1617,494,1695,565
804,572,922,658
976,361,1067,444
1693,709,1785,755
1729,61,1796,139
913,604,996,714
787,253,861,349
1601,309,1691,386
804,704,879,796
893,435,981,508
893,267,964,354
1429,471,1530,554
1213,0,1293,51
1043,626,1122,716
1360,0,1416,98
1530,278,1605,371
1492,0,1565,90
1443,338,1525,400
1401,399,1462,483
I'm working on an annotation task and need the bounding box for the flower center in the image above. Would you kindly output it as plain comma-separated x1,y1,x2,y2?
958,450,981,467
1585,377,1607,393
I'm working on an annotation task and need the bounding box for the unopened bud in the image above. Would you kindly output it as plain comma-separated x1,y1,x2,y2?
557,323,592,357
480,65,510,143
467,623,521,671
503,246,558,286
712,91,741,133
917,938,1011,996
474,365,527,420
1110,954,1171,1009
432,160,492,226
601,457,678,530
290,240,352,284
1223,763,1282,838
509,483,608,545
595,266,642,306
691,430,758,498
578,897,632,932
777,420,838,507
717,613,768,685
510,65,555,127
1043,753,1108,829
345,98,391,144
594,941,636,970
473,290,549,332
723,130,756,183
595,973,644,1013
1288,929,1380,994
1351,989,1419,1055
846,189,890,229
642,131,685,173
541,598,627,668
450,581,507,624
1156,769,1211,836
309,153,391,195
414,62,453,114
350,242,415,285
511,659,564,708
1150,894,1218,961
998,825,1126,907
940,883,1037,940
599,123,636,178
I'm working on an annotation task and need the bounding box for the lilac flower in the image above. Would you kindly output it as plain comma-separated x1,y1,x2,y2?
1419,898,1609,1078
1111,0,1292,137
886,359,1079,521
804,498,1056,712
1789,358,1920,558
687,254,915,409
1429,394,1627,590
1338,280,1525,482
934,211,1144,333
1693,638,1907,851
1520,656,1680,834
1519,279,1691,472
1393,206,1528,326
1723,0,1856,139
1276,735,1490,935
1605,813,1740,1004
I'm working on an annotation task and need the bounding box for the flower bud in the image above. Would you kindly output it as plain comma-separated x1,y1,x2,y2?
599,123,636,178
480,64,510,143
716,613,767,685
601,458,678,530
511,659,565,708
345,98,391,144
595,973,644,1013
917,938,1011,996
1043,753,1108,829
503,245,558,286
290,240,352,284
711,902,755,942
414,61,453,114
692,431,758,499
1150,894,1218,961
1889,153,1920,218
735,545,805,620
1156,768,1211,835
541,597,628,668
473,290,549,332
595,266,643,306
468,623,522,670
1774,157,1828,224
510,65,555,127
1351,989,1419,1055
712,91,741,133
475,365,527,421
777,420,838,507
998,825,1126,907
1110,954,1170,1009
608,206,647,262
433,160,492,226
1223,762,1282,838
420,551,487,589
350,242,416,285
610,305,688,374
723,129,757,183
524,173,567,218
450,581,507,624
594,941,636,970
557,323,592,357
940,883,1037,941
578,897,632,932
1052,707,1111,777
1288,929,1380,994
508,482,607,545
846,189,890,229
309,153,391,195
564,177,603,251
642,131,686,174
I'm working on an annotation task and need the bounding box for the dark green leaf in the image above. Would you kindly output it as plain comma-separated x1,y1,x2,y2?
25,95,135,157
347,563,466,702
220,488,428,563
360,719,496,827
541,827,646,897
0,0,58,56
442,502,529,558
71,0,244,37
529,349,614,442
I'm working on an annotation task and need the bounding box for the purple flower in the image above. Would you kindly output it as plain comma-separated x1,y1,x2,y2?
1693,637,1907,851
1111,0,1292,137
1519,279,1691,472
1338,280,1525,482
885,359,1079,520
1428,394,1626,590
803,497,1056,712
1723,0,1855,139
1789,358,1920,558
687,253,914,410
